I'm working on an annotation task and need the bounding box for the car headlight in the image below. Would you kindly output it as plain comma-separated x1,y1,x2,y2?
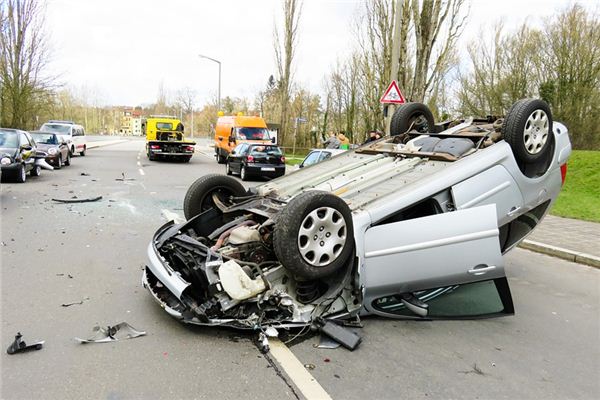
48,148,57,155
1,157,11,165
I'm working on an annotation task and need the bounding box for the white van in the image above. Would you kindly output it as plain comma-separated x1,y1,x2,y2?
39,120,87,156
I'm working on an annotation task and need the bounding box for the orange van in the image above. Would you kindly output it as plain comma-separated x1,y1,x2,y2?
214,115,272,163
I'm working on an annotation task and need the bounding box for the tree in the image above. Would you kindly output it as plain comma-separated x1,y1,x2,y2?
0,0,55,129
273,0,302,145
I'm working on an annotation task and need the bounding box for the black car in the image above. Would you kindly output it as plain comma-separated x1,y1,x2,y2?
30,131,71,169
0,128,41,183
225,143,285,181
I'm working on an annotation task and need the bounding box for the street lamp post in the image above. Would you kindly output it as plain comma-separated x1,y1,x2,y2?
198,54,221,112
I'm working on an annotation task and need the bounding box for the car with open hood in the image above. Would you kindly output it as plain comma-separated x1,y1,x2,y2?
142,98,571,337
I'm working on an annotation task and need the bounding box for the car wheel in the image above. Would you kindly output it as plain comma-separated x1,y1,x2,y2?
216,150,226,164
79,146,86,156
64,152,71,166
240,165,248,181
55,155,63,169
225,162,232,175
390,102,435,136
70,146,75,156
273,191,354,280
14,163,26,183
502,99,554,172
183,174,247,220
30,164,41,177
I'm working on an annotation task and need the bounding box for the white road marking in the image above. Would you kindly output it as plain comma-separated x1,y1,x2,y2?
138,168,145,176
161,209,185,224
137,161,141,167
269,339,332,400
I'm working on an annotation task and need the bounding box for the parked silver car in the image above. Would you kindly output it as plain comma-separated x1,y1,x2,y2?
143,99,571,333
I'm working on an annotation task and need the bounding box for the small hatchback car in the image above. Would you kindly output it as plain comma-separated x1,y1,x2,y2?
143,98,571,332
225,143,286,181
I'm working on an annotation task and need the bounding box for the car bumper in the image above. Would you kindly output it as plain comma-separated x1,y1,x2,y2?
45,155,60,165
246,164,285,177
0,162,20,172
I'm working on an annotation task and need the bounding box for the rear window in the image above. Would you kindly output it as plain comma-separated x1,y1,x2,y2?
41,124,71,134
249,145,282,155
31,133,58,144
156,122,173,130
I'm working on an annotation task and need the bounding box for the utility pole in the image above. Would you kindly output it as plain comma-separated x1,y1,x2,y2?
386,0,403,135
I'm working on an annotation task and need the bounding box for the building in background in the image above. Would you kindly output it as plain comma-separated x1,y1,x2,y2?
119,108,143,136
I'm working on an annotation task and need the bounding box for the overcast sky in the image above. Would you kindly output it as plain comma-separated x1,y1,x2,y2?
45,0,592,107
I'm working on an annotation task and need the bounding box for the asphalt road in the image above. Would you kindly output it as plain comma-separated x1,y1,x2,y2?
1,138,599,400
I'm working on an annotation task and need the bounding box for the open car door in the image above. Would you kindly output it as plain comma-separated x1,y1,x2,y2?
362,204,513,319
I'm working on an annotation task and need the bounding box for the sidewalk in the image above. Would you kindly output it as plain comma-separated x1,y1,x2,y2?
520,215,600,268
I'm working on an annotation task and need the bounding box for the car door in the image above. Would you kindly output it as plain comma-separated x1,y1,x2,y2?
362,204,513,319
230,144,246,173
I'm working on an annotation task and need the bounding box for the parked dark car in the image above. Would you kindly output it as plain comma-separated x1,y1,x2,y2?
225,143,285,181
30,131,71,169
0,128,42,183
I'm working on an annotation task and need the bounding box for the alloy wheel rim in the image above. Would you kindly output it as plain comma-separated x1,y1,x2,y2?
297,206,347,267
523,109,549,155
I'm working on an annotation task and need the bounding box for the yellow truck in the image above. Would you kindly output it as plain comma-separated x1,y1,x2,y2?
143,116,195,162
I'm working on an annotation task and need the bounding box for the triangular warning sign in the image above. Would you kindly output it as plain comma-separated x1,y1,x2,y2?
380,80,406,104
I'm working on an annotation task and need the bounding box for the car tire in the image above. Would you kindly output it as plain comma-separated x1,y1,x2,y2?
240,165,249,181
273,191,354,280
14,163,26,183
183,174,247,220
390,102,435,136
79,146,86,156
225,162,232,175
147,149,156,161
56,155,63,169
216,150,226,164
502,98,554,167
64,152,71,166
30,164,41,177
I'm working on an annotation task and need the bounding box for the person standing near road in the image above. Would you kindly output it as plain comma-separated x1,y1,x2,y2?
363,130,377,144
321,132,341,149
338,132,350,149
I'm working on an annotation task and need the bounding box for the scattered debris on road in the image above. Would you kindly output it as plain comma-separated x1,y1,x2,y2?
61,297,89,307
80,172,91,176
52,196,103,204
75,322,146,343
115,172,135,181
6,333,44,355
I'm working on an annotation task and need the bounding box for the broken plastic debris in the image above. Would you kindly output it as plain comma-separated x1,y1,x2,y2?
317,334,341,349
75,322,146,343
257,332,269,353
6,332,44,354
52,196,103,204
304,364,316,370
264,326,279,338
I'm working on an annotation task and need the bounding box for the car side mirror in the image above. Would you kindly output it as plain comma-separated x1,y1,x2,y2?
271,137,276,144
231,150,236,155
20,144,33,151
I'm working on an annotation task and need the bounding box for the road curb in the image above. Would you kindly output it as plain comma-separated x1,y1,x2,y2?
87,140,127,149
519,240,600,268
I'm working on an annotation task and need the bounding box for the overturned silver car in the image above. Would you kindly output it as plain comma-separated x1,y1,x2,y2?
143,99,571,332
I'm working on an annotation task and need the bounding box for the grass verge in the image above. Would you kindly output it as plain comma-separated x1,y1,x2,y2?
550,150,600,222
